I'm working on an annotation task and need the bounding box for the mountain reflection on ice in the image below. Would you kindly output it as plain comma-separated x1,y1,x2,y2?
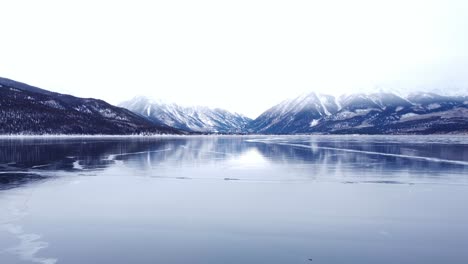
0,135,466,188
0,136,467,264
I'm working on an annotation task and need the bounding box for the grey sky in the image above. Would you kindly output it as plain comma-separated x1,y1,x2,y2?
1,0,468,118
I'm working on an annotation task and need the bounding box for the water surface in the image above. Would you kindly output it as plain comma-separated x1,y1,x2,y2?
1,135,468,264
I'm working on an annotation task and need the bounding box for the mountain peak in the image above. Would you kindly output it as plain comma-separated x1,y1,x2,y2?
250,91,468,134
119,97,252,133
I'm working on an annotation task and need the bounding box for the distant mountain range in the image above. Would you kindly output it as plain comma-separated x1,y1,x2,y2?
119,96,251,133
249,92,468,134
1,77,468,135
0,77,182,135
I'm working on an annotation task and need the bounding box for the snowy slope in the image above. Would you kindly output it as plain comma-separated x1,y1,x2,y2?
250,92,468,134
0,78,182,135
248,92,340,133
3,75,467,135
120,96,252,133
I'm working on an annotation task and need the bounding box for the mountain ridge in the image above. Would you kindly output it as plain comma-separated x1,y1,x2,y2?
0,77,183,135
119,96,252,133
249,91,468,134
1,76,467,135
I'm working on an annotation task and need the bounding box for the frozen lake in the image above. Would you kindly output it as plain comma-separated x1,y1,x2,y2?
1,135,468,264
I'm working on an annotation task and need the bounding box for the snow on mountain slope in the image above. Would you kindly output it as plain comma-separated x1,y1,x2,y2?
0,78,182,135
3,75,466,135
119,96,252,133
250,91,468,134
248,92,340,133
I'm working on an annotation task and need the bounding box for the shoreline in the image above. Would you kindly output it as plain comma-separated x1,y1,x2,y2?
0,133,467,139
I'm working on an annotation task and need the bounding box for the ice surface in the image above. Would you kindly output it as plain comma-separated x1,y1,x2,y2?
0,135,468,264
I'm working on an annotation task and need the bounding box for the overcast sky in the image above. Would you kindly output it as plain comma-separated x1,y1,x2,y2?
1,0,468,118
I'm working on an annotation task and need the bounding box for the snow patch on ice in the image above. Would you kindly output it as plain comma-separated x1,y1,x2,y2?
73,161,84,170
2,224,58,264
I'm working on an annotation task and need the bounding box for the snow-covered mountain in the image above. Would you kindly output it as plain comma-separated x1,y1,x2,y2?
119,96,252,133
248,93,339,133
0,77,182,135
249,92,468,134
2,76,467,135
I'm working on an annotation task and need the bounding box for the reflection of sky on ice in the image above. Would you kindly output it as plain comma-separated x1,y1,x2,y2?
227,149,269,168
0,135,467,264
